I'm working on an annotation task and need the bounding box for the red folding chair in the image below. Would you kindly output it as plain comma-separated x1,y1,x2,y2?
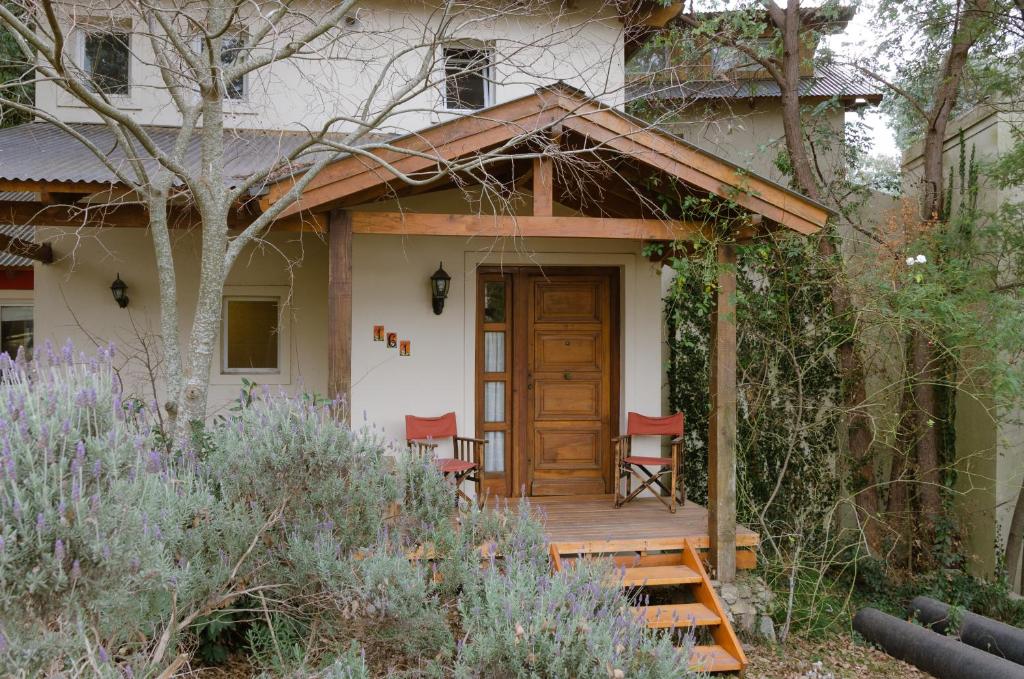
405,412,485,509
614,412,686,513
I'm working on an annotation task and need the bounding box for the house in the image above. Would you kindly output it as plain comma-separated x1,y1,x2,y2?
0,6,839,658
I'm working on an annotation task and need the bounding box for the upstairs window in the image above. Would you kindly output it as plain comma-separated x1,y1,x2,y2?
219,34,247,100
443,46,494,110
222,297,280,373
82,28,131,96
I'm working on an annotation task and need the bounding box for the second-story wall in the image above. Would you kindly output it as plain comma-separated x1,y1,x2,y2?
36,0,625,133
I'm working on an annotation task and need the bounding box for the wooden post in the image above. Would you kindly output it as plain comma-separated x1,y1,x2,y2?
708,241,737,583
328,209,352,422
532,156,553,217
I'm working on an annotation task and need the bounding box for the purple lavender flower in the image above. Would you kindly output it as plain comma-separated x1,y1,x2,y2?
12,499,20,520
71,559,81,579
93,459,102,479
54,538,65,561
98,645,109,663
72,479,81,503
36,512,45,531
0,630,7,653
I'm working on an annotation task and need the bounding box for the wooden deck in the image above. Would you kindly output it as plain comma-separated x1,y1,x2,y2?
526,495,759,553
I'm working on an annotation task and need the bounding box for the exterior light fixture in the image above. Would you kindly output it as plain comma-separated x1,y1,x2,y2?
430,262,451,315
110,273,129,309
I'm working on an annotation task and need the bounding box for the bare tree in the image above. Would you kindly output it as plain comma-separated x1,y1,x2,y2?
0,0,627,436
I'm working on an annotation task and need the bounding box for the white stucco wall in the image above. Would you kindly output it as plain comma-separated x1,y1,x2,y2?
33,227,330,417
32,225,666,456
36,0,625,134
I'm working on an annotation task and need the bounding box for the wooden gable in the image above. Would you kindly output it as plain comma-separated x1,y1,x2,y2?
261,86,832,237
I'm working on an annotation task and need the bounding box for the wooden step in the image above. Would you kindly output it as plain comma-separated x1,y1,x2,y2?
688,644,743,672
618,564,702,586
632,603,721,628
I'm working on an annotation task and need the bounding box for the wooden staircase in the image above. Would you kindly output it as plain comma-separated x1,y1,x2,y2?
550,538,747,674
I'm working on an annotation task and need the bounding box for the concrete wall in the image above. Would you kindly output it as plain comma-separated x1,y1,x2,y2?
903,106,1024,580
36,0,625,133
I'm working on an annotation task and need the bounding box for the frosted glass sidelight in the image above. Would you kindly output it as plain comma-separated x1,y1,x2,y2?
484,431,505,473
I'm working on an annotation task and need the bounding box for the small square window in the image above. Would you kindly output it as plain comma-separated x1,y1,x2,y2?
0,305,33,359
222,297,280,373
443,46,493,110
83,30,131,96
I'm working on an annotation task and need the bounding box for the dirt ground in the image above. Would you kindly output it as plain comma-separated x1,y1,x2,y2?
745,635,932,678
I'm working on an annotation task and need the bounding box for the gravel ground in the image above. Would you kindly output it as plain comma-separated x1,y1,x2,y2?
745,635,932,678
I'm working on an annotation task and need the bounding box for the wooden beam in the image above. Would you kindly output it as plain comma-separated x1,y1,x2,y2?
328,209,353,423
349,212,703,240
708,241,737,584
0,231,53,263
0,179,116,195
532,157,553,217
0,200,326,234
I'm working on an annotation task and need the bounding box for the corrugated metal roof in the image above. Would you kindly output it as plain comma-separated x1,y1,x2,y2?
627,65,883,104
0,222,36,268
0,124,382,188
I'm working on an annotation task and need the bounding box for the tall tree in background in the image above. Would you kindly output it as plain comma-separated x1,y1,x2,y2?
860,0,1014,545
671,0,886,553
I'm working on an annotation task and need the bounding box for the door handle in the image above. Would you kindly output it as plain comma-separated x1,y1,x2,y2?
564,372,572,380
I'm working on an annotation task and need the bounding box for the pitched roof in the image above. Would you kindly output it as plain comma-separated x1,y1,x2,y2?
0,124,387,189
264,84,834,235
626,65,883,105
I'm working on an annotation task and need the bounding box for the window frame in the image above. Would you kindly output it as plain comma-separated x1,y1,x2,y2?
194,33,249,102
220,295,283,376
0,301,33,360
441,43,495,112
77,22,133,98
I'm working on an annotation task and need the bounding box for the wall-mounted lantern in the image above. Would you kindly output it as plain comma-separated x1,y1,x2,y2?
110,273,130,309
430,262,451,315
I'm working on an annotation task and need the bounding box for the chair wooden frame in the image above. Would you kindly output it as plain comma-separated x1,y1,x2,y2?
614,412,686,513
405,413,486,509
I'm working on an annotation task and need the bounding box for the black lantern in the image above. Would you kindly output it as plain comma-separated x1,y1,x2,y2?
110,273,129,309
430,262,451,315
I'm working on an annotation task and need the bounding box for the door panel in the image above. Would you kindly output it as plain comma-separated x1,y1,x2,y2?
526,273,613,496
534,282,602,323
534,332,601,372
534,380,600,420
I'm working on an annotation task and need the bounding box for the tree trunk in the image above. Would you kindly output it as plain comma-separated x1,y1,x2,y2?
1006,478,1024,591
912,330,942,538
904,0,988,546
766,0,883,552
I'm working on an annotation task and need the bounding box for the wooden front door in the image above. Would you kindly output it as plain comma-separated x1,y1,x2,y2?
476,267,618,498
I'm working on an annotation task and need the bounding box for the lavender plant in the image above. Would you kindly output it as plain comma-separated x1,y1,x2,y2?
449,504,695,679
0,345,696,677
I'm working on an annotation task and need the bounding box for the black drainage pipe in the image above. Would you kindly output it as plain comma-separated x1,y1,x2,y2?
910,595,1024,666
852,607,1024,679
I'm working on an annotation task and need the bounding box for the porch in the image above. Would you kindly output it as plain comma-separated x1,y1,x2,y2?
529,495,759,563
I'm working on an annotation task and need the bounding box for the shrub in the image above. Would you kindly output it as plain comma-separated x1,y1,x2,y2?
0,345,696,678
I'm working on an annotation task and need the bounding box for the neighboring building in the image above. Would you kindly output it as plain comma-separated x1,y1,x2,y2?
625,7,881,180
903,105,1024,585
